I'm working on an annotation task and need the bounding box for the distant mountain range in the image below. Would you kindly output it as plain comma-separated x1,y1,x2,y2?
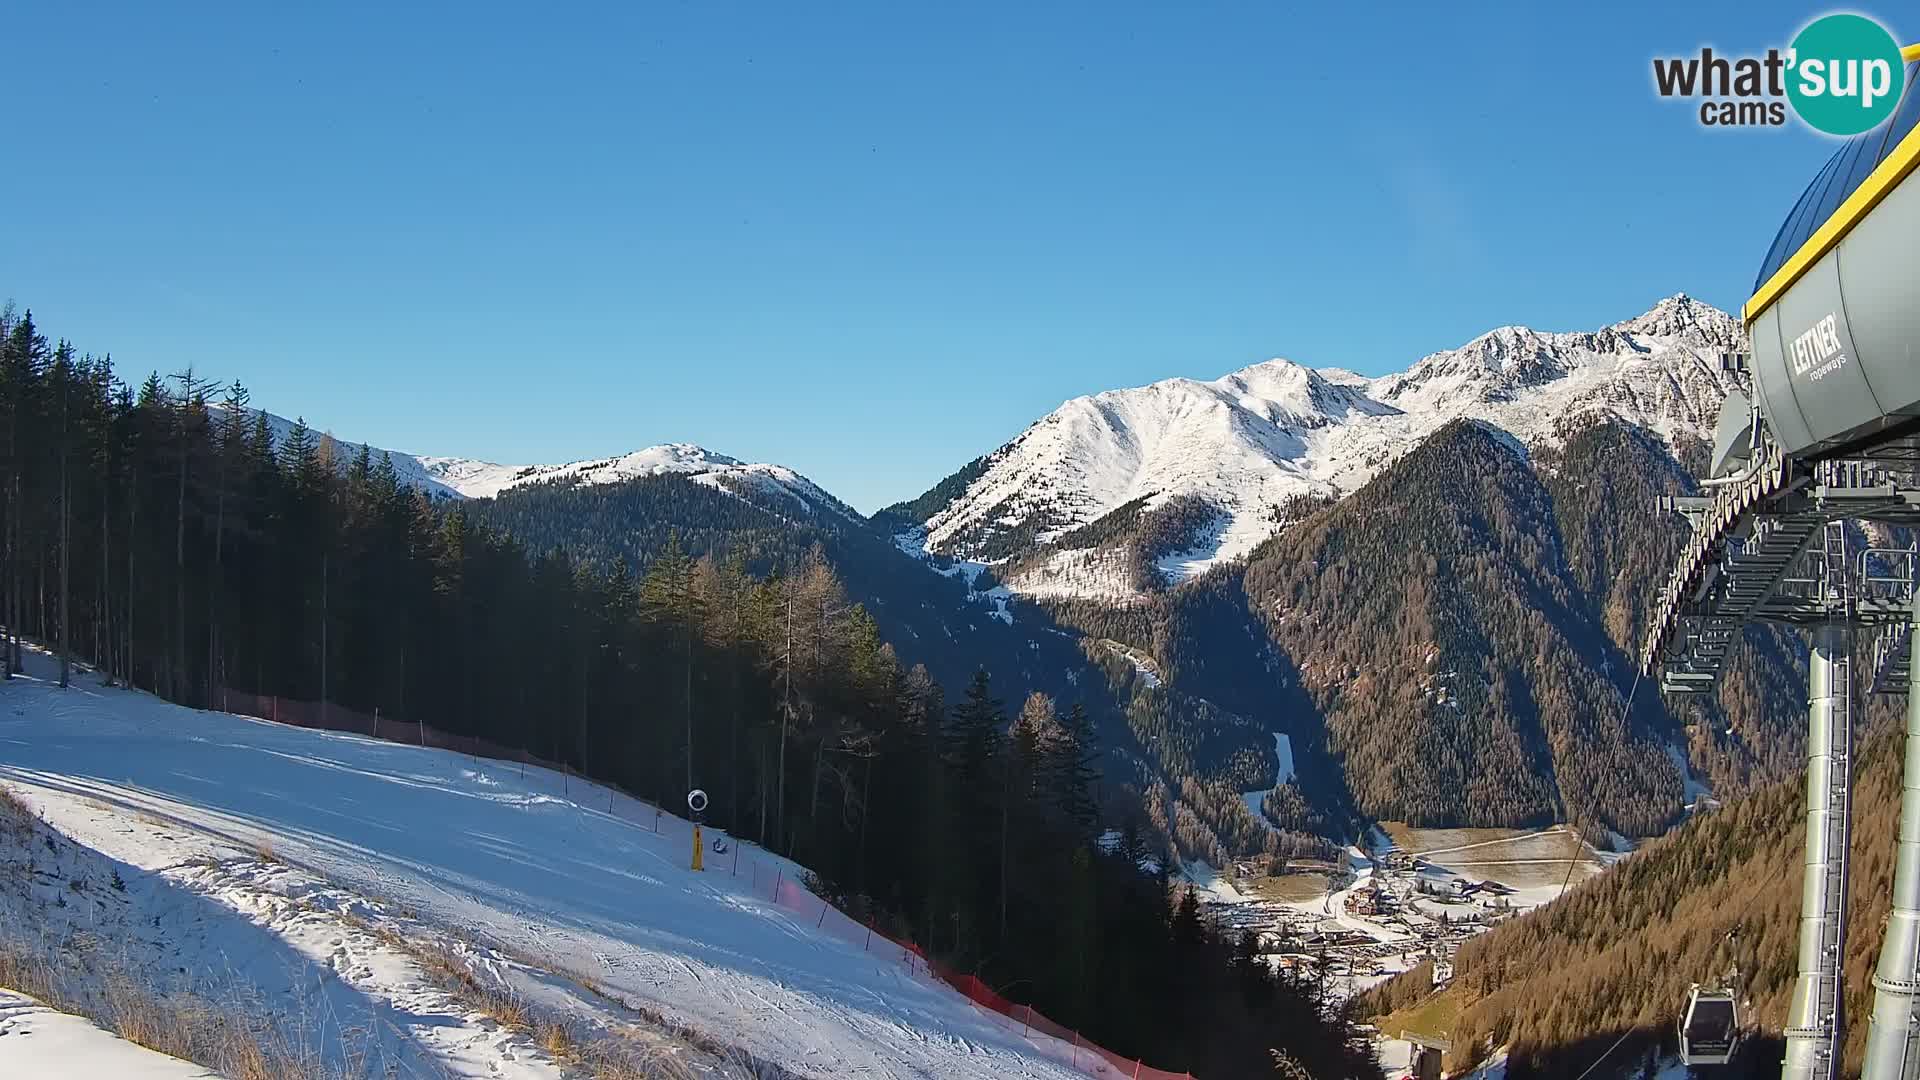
245,410,856,520
255,294,1806,856
268,293,1740,605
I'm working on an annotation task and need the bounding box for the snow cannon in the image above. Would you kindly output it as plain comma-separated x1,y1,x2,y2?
688,788,709,871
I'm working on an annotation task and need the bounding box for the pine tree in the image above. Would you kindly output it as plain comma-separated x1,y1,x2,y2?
641,530,700,797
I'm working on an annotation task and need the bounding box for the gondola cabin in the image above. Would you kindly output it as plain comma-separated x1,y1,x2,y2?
1679,985,1740,1066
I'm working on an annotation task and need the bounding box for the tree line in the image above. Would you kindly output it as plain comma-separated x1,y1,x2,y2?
0,305,1378,1078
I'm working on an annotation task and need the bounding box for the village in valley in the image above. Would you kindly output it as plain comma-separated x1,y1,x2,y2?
1176,821,1620,1068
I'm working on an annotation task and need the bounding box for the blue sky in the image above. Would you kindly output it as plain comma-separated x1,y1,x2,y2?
0,2,1891,511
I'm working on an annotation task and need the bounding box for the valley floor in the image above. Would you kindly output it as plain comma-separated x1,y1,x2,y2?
0,650,1087,1079
1178,821,1628,1076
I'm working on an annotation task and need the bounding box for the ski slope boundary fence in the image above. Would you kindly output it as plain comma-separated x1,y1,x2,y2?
215,687,1196,1080
218,688,576,779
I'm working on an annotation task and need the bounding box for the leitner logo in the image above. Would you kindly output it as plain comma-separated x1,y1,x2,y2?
1791,313,1848,381
1653,13,1906,135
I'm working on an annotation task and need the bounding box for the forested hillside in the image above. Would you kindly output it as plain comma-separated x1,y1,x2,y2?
1239,420,1676,833
869,297,1837,840
1358,711,1907,1079
465,467,1351,869
1537,420,1822,800
0,304,1380,1077
1027,413,1836,840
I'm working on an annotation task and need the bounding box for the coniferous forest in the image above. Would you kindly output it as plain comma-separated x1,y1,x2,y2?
0,305,1382,1078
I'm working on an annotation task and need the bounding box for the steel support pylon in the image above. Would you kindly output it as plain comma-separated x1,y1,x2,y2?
1863,588,1920,1080
1786,521,1857,1080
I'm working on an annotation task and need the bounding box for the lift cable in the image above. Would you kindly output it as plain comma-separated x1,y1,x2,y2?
1573,1029,1636,1080
1560,664,1645,902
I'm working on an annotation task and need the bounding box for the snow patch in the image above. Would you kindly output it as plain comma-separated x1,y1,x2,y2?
0,991,216,1079
1666,742,1717,810
894,528,1015,624
1177,860,1243,904
1241,733,1294,829
1005,547,1144,602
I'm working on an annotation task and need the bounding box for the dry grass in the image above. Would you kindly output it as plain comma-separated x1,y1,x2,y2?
2,937,336,1079
0,794,339,1079
362,916,791,1079
361,919,536,1034
0,943,66,1008
537,1016,577,1058
0,784,35,836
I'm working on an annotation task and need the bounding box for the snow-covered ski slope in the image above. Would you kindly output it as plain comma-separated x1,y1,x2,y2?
0,658,1085,1080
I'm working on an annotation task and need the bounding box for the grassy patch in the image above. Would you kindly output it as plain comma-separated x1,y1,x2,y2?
1239,870,1332,904
1375,986,1463,1044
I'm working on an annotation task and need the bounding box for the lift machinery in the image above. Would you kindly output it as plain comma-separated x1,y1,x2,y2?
1644,44,1920,1079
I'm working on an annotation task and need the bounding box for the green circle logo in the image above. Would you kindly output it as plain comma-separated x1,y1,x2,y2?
1787,14,1906,136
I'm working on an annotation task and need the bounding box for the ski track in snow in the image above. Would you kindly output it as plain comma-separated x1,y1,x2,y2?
0,654,1085,1080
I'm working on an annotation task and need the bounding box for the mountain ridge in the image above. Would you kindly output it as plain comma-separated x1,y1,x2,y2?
258,293,1741,610
233,408,857,521
229,292,1778,852
899,294,1743,601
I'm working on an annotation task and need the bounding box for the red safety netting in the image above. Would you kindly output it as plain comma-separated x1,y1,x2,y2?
748,858,1193,1079
219,687,1195,1079
218,688,570,775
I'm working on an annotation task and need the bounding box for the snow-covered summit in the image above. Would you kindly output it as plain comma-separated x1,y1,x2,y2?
1210,358,1402,429
413,442,855,518
1612,292,1741,344
416,442,750,498
919,295,1744,596
235,409,854,519
432,441,860,518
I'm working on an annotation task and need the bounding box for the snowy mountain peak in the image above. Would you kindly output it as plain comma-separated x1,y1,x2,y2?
418,442,758,499
1210,359,1400,429
235,410,854,521
1611,293,1742,346
914,296,1745,599
418,441,858,520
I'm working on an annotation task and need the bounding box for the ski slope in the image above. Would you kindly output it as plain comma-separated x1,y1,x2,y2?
0,655,1086,1080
